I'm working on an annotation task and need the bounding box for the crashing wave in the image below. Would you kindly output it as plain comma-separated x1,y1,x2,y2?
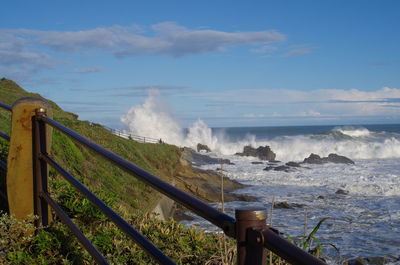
121,90,400,160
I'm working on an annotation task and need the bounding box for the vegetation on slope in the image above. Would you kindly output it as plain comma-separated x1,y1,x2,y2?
0,78,326,264
0,77,181,212
0,78,236,264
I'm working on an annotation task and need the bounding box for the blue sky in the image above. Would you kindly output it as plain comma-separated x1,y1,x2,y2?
1,0,400,128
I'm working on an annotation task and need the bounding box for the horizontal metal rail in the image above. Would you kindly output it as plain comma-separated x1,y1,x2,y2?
40,191,109,265
259,228,326,265
0,160,6,170
0,100,327,265
41,116,236,237
0,190,6,201
105,126,161,144
41,153,176,265
0,131,10,141
0,102,12,111
0,102,10,207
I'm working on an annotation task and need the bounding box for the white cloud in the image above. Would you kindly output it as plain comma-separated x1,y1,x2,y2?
1,23,285,58
194,87,400,118
70,66,103,73
251,45,278,54
243,110,321,119
0,23,286,82
298,110,321,117
243,113,267,118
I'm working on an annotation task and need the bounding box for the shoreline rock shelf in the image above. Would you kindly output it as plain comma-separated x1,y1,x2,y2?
235,145,276,161
303,153,355,165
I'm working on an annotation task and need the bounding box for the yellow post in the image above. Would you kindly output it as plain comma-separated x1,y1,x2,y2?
6,97,53,221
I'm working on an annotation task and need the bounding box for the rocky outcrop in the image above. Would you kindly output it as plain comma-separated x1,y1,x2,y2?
171,148,255,221
303,153,355,165
263,161,305,172
197,143,211,153
335,189,349,195
264,165,293,172
286,161,301,167
181,147,233,166
274,201,305,209
325,153,355,164
235,145,276,161
303,153,325,164
174,166,254,203
345,255,399,265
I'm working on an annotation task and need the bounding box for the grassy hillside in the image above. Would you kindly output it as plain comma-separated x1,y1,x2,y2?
0,77,181,213
0,78,238,264
0,78,325,265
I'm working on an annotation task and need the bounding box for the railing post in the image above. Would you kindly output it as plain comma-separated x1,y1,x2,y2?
6,97,52,224
236,207,267,265
32,107,50,227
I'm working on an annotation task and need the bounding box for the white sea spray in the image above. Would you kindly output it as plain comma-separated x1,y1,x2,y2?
121,90,400,160
121,91,400,262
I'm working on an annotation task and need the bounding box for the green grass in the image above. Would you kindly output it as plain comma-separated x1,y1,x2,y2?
0,78,181,213
0,78,327,264
0,78,233,264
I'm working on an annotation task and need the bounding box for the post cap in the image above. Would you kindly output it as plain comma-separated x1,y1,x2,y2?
235,206,267,221
35,108,46,115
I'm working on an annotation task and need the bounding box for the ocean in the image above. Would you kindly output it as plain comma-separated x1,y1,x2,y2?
177,124,400,264
120,99,400,263
117,86,400,264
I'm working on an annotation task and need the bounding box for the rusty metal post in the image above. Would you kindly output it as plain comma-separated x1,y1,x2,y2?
236,207,267,265
32,107,49,227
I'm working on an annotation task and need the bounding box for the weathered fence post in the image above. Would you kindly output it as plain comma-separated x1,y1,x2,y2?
236,207,267,265
6,97,52,223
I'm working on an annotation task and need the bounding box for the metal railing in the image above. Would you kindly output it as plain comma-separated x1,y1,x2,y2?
104,126,162,144
0,103,11,205
1,100,327,265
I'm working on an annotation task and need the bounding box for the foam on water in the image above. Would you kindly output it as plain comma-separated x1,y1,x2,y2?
264,134,400,161
333,126,372,137
121,90,400,160
197,156,400,262
122,90,400,263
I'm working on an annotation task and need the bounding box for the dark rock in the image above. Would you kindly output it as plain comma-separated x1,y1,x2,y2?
175,167,255,203
274,201,304,209
326,153,355,164
274,165,291,172
336,189,349,195
303,153,355,165
235,194,256,202
197,143,211,153
286,161,301,167
251,161,264,165
317,195,325,199
303,153,324,164
182,147,233,166
263,165,293,172
345,255,399,265
263,166,274,171
235,145,276,161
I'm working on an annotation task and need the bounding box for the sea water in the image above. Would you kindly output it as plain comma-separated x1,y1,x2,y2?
120,93,400,263
179,124,400,264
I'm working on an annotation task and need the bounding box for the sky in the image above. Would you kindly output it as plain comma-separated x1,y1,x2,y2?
1,0,400,129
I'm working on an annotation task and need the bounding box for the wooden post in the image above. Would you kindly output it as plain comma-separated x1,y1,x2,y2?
6,97,52,221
